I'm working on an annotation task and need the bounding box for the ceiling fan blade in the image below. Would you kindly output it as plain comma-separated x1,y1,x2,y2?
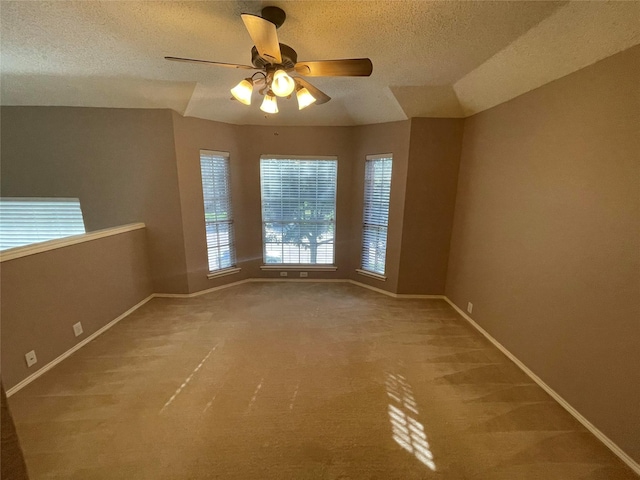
294,58,373,77
295,77,331,105
165,57,256,70
241,14,282,64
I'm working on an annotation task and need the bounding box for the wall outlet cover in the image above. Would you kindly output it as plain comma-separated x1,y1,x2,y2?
467,302,473,314
73,321,83,337
25,350,37,368
300,272,308,277
280,272,288,277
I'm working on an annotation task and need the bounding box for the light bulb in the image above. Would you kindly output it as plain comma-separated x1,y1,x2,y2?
230,79,253,105
271,69,295,97
296,87,316,110
260,92,279,114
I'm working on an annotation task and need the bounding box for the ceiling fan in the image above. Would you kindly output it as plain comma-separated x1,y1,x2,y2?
165,6,373,114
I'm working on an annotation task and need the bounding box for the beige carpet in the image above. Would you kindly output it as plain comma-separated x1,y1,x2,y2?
8,282,637,479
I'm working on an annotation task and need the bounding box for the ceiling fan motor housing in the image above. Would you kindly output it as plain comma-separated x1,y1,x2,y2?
252,44,298,70
261,6,286,29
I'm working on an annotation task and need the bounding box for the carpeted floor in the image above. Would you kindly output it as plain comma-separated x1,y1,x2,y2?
8,282,637,479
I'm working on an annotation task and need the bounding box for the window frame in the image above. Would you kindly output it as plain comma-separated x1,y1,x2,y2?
259,155,338,267
199,150,239,278
358,153,393,280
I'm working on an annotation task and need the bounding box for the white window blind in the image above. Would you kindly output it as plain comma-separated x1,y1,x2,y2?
0,197,86,251
260,156,337,265
200,151,236,272
361,155,392,275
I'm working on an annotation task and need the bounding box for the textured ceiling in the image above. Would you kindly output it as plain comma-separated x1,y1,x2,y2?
1,1,639,126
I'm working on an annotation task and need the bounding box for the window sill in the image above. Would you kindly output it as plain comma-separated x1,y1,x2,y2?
355,269,387,281
260,265,338,271
207,267,241,279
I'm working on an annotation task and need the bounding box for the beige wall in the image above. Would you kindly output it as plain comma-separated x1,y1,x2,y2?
397,118,464,294
238,124,357,282
172,116,359,290
349,121,412,293
171,113,249,293
0,107,188,293
349,119,463,295
171,115,443,296
0,107,458,297
446,45,640,461
0,228,153,389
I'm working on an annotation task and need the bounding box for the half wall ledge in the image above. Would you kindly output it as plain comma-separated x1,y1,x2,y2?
0,223,146,263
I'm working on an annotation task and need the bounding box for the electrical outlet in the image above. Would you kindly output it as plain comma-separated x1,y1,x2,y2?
73,321,83,337
300,272,308,278
467,302,473,314
25,350,37,368
280,271,288,277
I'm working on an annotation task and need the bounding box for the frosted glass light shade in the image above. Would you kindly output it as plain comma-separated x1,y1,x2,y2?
260,92,278,114
296,87,316,110
271,70,296,97
230,79,253,105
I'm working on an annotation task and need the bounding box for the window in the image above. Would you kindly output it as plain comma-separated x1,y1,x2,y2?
260,156,337,265
200,151,236,272
360,154,393,276
0,197,86,251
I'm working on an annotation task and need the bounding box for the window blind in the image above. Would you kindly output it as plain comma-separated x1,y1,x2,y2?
0,197,86,251
260,157,337,265
361,155,392,275
200,151,236,272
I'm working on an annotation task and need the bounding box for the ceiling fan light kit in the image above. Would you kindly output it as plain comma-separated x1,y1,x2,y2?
260,91,279,114
166,6,372,115
230,78,254,105
271,69,296,97
296,86,316,110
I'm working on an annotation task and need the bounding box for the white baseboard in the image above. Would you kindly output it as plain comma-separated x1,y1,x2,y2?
153,279,251,298
443,297,640,476
348,279,399,297
153,278,351,299
6,294,154,397
248,278,348,284
155,277,444,300
395,293,445,300
348,279,444,300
